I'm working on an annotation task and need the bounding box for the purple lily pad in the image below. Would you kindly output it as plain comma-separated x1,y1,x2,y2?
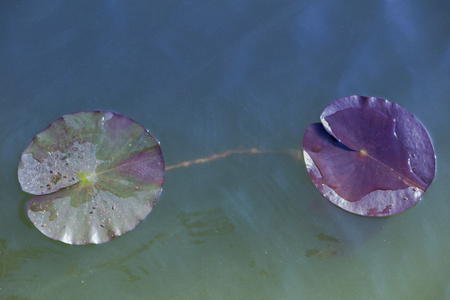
303,96,435,217
18,111,165,244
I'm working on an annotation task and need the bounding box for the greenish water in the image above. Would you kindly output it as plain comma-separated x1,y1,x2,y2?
1,1,450,299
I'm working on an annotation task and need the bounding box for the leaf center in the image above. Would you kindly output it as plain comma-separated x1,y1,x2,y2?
77,170,97,184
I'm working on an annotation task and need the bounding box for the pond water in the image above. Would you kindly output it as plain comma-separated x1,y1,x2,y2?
1,1,449,299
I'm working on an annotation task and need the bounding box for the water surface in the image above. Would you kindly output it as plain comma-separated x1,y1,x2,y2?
1,1,449,299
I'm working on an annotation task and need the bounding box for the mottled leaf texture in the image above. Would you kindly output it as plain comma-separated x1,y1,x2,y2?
303,96,435,217
18,111,165,244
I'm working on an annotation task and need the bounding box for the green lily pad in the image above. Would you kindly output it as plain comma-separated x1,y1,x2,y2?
18,111,165,245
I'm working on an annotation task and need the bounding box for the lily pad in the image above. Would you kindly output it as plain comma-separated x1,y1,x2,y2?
18,111,165,244
303,96,435,217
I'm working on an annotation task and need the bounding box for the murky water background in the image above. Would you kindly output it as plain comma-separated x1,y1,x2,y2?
1,1,449,299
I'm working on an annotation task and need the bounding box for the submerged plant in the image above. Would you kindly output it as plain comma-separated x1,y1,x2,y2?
303,95,436,217
18,111,165,245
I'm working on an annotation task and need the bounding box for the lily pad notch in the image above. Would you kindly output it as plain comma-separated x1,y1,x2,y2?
18,111,165,245
303,95,436,217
